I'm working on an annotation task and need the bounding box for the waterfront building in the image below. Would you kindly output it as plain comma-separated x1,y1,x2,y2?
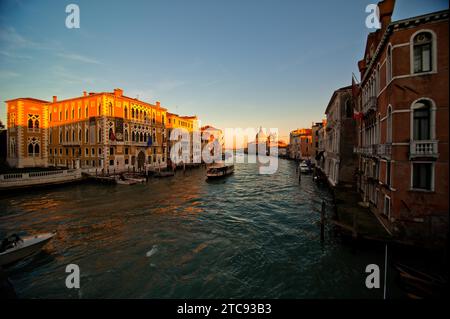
200,125,223,161
320,86,357,187
288,128,312,160
311,121,325,164
6,88,168,172
166,113,200,166
354,0,449,240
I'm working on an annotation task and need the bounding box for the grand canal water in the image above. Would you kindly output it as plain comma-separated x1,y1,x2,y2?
0,157,393,298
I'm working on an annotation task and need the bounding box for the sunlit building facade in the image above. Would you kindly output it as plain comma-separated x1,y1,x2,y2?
166,113,200,166
6,88,168,172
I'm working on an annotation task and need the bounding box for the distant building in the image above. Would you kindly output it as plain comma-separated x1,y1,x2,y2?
354,0,449,240
311,121,325,164
288,128,312,160
321,85,356,187
200,125,223,162
0,121,6,164
166,113,199,166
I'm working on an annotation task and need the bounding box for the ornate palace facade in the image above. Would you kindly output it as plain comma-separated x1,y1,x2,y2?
5,88,185,172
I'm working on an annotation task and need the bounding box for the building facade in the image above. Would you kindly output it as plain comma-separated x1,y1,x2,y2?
166,113,200,166
320,86,356,187
311,121,325,164
6,89,168,172
355,0,449,239
288,128,312,160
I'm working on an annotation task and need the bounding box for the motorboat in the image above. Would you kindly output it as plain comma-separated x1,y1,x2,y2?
206,163,234,179
0,232,56,267
116,174,146,185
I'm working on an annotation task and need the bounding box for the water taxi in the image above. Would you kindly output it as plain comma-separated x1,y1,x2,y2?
206,163,234,179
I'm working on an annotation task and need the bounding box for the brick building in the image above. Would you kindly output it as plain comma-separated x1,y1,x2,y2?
354,0,449,240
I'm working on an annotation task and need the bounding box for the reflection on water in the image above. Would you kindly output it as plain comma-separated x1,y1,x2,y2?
1,157,389,298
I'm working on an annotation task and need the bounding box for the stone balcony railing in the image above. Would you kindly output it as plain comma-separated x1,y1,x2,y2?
362,96,377,114
354,145,377,156
377,143,392,159
410,140,439,159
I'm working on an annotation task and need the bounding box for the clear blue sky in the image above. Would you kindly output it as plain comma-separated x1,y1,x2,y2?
0,0,447,140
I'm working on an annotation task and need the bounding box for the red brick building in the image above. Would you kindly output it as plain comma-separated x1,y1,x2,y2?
355,0,448,242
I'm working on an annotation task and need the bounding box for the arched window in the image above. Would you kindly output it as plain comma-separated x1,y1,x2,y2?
386,45,392,83
413,32,433,73
66,131,69,142
79,129,82,141
28,118,33,129
34,144,40,154
132,109,135,118
124,129,128,141
85,106,88,117
412,100,431,140
98,104,102,115
386,105,392,143
28,143,33,155
98,128,102,142
132,132,135,142
124,107,128,119
86,129,89,143
35,119,39,129
108,102,113,116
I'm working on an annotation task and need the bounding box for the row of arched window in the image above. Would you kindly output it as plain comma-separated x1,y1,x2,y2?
362,31,436,106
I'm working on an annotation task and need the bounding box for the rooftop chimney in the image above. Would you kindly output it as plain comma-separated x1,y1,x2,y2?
53,96,57,103
114,88,123,97
378,0,395,31
83,91,87,97
156,101,161,108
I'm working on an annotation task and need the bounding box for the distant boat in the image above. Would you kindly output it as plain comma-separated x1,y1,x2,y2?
299,163,312,174
0,232,56,267
206,163,234,179
154,171,175,178
116,174,146,185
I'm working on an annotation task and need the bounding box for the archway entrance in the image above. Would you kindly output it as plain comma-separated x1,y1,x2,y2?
137,151,145,171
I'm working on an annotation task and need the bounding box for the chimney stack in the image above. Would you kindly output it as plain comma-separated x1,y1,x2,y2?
83,91,87,97
378,0,395,31
53,96,57,103
156,101,161,108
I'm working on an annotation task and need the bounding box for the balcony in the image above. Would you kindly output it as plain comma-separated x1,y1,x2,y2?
362,96,377,114
410,140,439,159
377,143,392,159
354,145,377,157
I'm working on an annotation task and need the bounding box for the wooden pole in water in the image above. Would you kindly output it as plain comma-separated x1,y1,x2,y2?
320,201,325,242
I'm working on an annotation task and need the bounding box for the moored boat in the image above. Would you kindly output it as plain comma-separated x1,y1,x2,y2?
299,163,312,174
206,163,234,179
0,232,56,267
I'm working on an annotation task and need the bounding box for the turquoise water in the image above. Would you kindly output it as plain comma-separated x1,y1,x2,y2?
0,157,391,298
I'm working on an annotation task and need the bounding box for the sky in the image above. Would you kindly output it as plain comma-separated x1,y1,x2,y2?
0,0,448,141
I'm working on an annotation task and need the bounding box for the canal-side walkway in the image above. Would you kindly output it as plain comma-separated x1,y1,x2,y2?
331,187,393,242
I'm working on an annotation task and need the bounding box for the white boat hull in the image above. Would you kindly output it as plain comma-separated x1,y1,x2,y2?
0,233,55,266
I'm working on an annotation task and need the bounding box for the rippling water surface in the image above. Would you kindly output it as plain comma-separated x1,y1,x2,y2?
0,157,388,298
